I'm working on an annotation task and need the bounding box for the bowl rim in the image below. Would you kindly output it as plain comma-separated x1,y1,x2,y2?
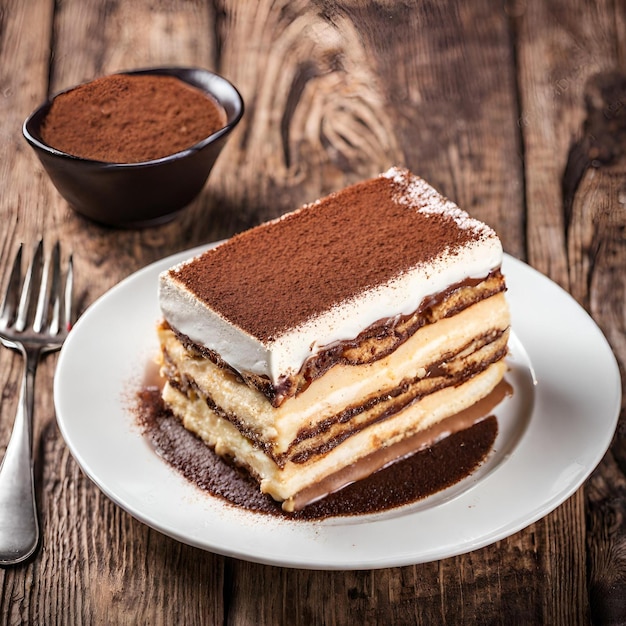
22,66,244,169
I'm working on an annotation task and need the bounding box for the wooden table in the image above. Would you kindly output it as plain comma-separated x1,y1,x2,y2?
1,0,625,623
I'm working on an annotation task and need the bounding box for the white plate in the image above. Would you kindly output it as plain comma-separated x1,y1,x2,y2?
54,248,621,570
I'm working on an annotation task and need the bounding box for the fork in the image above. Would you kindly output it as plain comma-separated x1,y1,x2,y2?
0,240,73,565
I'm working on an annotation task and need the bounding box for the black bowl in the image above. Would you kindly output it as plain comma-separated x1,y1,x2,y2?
23,67,244,228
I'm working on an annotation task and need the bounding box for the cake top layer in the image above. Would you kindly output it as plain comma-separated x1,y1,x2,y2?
167,167,495,340
159,167,503,383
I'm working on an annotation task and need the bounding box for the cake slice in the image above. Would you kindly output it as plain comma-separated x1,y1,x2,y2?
157,167,510,512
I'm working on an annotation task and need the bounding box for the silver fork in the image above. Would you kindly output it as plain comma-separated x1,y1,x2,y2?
0,240,73,565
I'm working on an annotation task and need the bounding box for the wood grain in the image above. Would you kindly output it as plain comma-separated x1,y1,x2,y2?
0,0,625,623
514,1,626,623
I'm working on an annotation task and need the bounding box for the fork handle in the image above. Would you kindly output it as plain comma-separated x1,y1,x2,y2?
0,347,40,565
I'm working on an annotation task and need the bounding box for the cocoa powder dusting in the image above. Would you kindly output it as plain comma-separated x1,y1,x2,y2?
135,388,498,520
172,170,493,341
41,74,227,163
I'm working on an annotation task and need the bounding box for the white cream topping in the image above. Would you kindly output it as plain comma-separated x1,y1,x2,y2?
158,169,503,384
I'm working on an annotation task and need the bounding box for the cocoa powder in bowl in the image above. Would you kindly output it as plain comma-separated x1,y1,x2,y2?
40,73,227,163
23,67,243,227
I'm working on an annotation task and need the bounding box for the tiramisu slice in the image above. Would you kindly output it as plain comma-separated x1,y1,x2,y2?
157,167,510,512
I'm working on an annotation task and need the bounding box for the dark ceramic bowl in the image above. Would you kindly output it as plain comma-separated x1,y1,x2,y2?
23,67,244,228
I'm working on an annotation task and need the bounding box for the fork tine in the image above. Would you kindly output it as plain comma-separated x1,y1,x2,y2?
15,240,43,333
46,243,63,335
0,244,23,326
34,241,59,334
63,254,74,332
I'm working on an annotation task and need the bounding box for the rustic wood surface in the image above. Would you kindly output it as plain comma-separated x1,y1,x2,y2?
0,0,624,623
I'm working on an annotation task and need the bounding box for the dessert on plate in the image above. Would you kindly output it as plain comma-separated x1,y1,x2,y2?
156,167,510,512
